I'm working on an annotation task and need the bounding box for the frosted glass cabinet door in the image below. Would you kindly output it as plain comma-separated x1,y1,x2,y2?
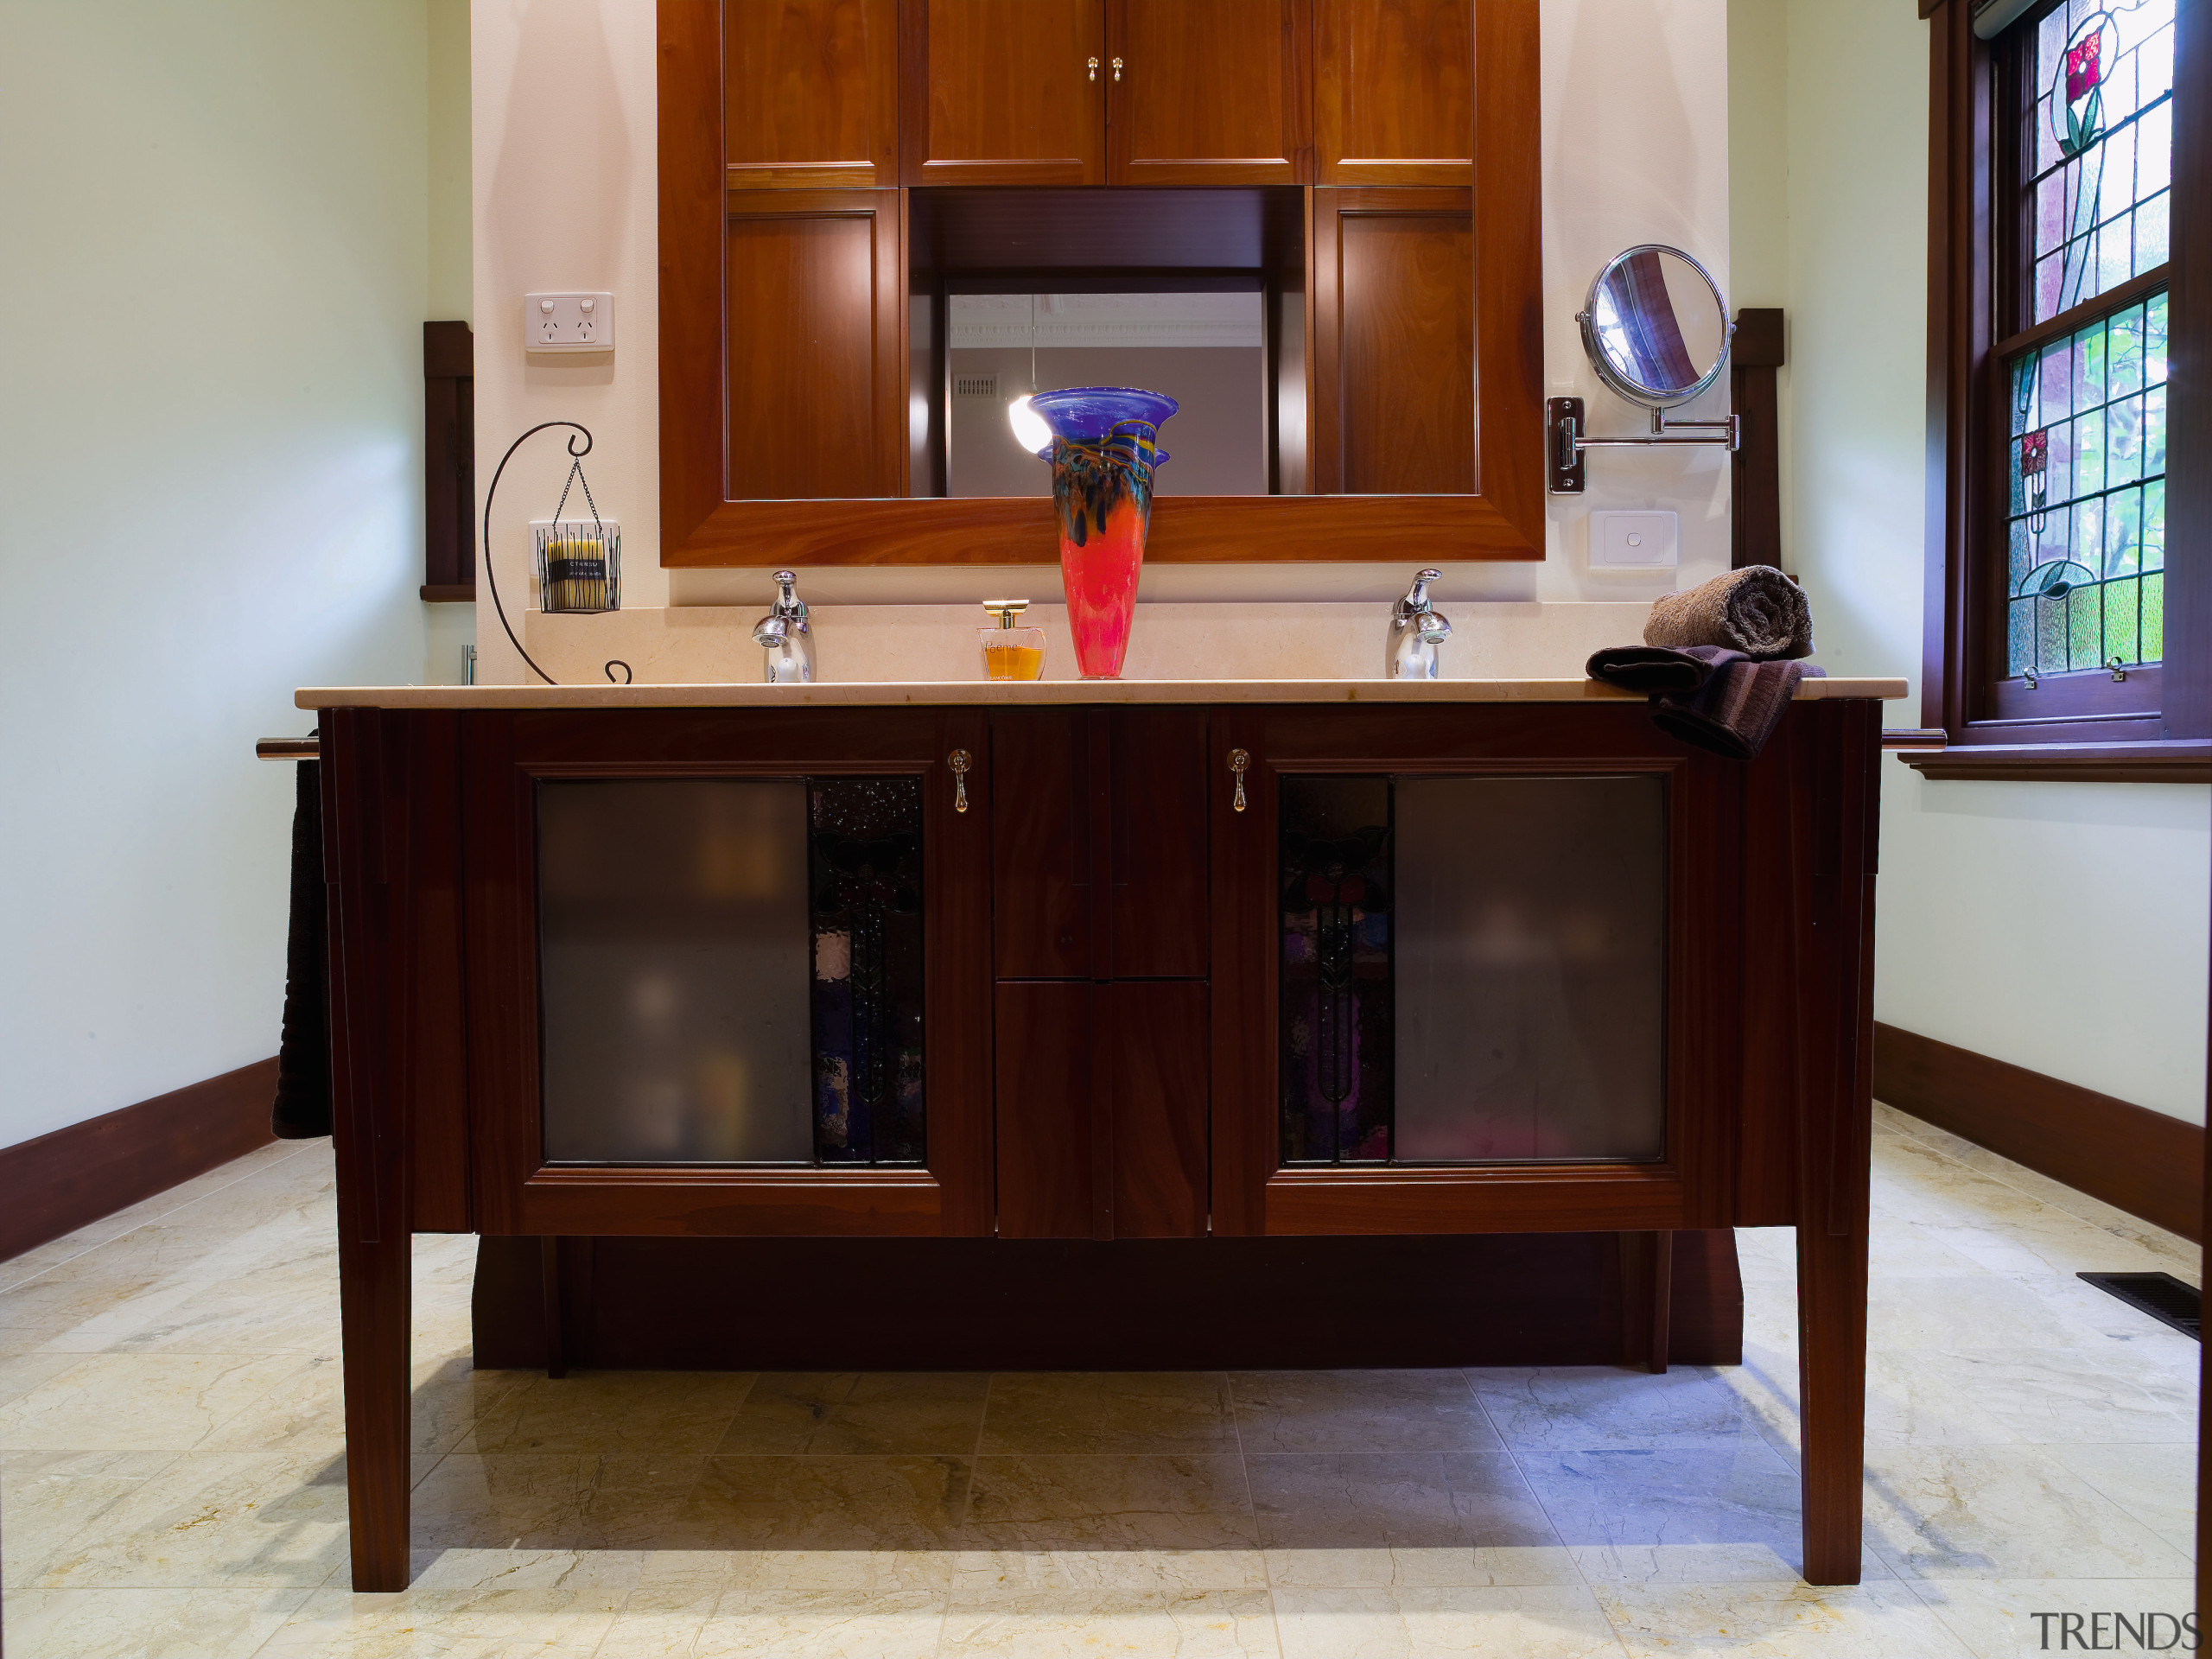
537,776,928,1166
1280,772,1667,1166
1395,777,1666,1162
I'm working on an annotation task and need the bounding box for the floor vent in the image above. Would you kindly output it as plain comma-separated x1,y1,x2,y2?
2079,1271,2202,1340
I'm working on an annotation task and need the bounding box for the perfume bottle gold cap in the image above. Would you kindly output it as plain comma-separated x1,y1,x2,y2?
983,599,1030,629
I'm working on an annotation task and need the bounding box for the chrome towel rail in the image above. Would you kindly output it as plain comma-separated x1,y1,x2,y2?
257,737,320,762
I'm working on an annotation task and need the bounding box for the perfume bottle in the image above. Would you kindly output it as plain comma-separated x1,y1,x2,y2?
979,599,1046,680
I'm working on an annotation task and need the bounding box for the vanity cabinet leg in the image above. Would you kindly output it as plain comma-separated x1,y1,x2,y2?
338,1227,412,1592
1796,1218,1868,1585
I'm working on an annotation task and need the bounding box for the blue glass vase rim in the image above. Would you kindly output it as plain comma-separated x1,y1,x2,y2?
1027,386,1181,442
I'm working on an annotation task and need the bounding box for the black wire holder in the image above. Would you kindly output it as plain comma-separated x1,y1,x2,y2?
480,420,632,686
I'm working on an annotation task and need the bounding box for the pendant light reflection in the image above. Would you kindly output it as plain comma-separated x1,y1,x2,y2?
1007,293,1051,454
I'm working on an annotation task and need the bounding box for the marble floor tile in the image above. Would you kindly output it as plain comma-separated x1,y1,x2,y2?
1515,1438,1891,1586
1271,1583,1625,1659
1248,1452,1559,1559
26,1448,352,1589
1594,1577,1973,1657
0,1585,318,1658
1227,1370,1499,1454
665,1454,972,1552
1471,1366,1773,1452
1861,1444,2196,1580
200,1352,530,1462
1905,1577,2200,1659
257,1548,643,1658
716,1370,993,1455
0,1351,321,1451
960,1454,1262,1592
1864,1275,2103,1354
1860,1347,2197,1446
980,1372,1240,1455
410,1452,707,1552
2039,1440,2201,1558
1,1449,180,1589
459,1369,754,1455
604,1586,952,1658
939,1587,1282,1657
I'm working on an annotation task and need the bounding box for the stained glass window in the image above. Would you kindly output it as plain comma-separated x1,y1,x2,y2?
2005,291,2168,676
2027,0,2175,323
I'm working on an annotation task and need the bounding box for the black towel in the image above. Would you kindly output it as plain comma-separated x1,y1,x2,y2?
1587,645,1824,762
271,756,331,1139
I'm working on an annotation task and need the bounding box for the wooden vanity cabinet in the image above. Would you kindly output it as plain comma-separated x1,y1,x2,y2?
725,0,899,188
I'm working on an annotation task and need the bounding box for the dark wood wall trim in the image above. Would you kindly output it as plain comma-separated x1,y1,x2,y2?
0,1058,281,1266
422,321,474,603
1873,1020,2202,1241
1729,307,1784,570
1897,739,2212,782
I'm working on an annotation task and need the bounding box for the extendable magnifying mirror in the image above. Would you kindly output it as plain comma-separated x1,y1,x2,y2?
1548,244,1740,494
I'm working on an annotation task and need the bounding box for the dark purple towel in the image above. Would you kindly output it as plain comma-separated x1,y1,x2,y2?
1588,645,1825,761
271,757,331,1140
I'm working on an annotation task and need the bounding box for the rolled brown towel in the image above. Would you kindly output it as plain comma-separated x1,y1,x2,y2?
1643,565,1814,660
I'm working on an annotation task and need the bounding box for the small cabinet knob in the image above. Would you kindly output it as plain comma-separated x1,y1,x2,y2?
1228,748,1250,813
1087,55,1098,81
950,749,973,814
1111,55,1124,82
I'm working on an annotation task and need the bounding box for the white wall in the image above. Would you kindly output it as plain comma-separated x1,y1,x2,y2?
469,0,1739,639
0,3,454,1149
1732,0,2210,1122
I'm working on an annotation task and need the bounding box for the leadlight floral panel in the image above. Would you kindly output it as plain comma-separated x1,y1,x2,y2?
2006,290,2168,675
1280,777,1394,1164
2029,0,2175,321
809,777,926,1165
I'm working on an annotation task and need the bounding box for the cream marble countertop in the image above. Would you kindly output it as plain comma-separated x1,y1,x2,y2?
297,676,1909,710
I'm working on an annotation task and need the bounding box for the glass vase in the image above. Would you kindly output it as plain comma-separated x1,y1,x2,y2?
1027,388,1179,679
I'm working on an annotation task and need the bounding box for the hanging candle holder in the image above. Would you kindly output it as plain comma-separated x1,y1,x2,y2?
531,454,620,614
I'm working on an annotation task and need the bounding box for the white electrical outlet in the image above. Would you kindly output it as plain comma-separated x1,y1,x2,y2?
524,291,614,353
1589,510,1679,569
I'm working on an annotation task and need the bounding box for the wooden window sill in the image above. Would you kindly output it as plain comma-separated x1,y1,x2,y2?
421,583,476,604
1895,740,2212,783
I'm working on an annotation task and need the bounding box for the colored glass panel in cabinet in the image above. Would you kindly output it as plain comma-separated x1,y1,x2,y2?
1279,777,1395,1164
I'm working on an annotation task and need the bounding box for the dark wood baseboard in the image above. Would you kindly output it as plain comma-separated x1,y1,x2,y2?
1873,1021,2202,1243
0,1058,281,1265
472,1230,1745,1372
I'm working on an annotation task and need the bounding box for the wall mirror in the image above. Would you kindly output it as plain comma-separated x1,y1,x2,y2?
658,1,1548,566
1548,242,1738,495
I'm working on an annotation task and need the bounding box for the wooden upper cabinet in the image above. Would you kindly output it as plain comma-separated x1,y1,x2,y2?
726,0,899,188
725,189,906,499
1313,0,1473,185
903,0,1106,185
1108,0,1311,185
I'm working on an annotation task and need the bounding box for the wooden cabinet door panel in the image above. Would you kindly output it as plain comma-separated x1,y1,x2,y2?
727,0,899,188
1313,0,1472,185
1107,982,1209,1236
1311,188,1474,494
991,712,1094,978
1108,708,1210,977
1109,0,1309,185
725,189,905,499
906,0,1105,185
996,982,1099,1237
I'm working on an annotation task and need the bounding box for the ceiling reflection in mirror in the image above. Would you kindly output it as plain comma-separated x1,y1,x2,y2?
937,293,1267,499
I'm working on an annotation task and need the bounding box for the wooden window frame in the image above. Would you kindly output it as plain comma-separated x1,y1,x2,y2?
1917,0,2211,781
655,0,1545,567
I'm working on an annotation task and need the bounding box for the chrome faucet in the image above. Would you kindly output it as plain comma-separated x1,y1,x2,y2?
1386,568,1452,680
752,569,815,683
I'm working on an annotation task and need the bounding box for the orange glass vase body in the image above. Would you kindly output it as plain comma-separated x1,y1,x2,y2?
1030,389,1179,679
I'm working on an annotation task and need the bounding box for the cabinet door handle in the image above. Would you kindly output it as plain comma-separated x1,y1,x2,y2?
950,749,973,813
1228,748,1250,813
1087,55,1098,82
1111,55,1124,82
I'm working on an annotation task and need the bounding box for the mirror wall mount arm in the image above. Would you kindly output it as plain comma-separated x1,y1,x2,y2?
1545,398,1740,496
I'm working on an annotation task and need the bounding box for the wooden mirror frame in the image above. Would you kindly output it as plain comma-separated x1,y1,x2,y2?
657,1,1543,568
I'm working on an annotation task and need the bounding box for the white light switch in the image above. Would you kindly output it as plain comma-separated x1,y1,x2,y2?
1589,510,1678,569
524,291,614,353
